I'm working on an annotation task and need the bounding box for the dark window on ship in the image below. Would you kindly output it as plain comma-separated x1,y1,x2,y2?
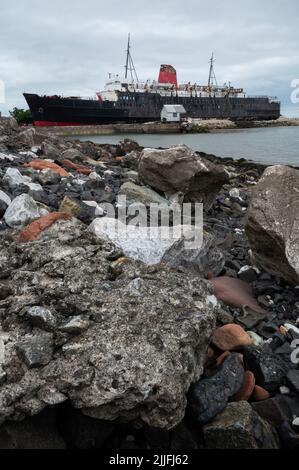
173,113,178,118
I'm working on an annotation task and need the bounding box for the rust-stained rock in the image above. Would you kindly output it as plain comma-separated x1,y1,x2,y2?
18,212,72,242
24,160,71,178
62,159,92,175
212,324,254,351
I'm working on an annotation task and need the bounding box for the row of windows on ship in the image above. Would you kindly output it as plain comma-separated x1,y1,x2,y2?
117,93,243,101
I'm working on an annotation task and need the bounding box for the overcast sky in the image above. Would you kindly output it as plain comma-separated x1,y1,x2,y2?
0,0,298,115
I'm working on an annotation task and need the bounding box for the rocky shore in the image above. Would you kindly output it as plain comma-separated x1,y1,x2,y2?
30,116,299,138
0,116,299,449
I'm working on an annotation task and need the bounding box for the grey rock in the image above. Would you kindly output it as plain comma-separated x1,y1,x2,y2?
0,410,66,449
138,145,229,209
123,150,142,170
16,334,54,368
119,181,169,206
17,128,35,148
0,219,217,428
286,370,299,394
4,194,40,228
246,165,299,285
59,316,90,335
122,170,139,183
0,190,11,207
37,387,68,406
238,265,258,283
252,396,295,428
27,306,57,330
161,230,225,276
218,310,234,325
188,354,244,425
3,168,43,192
0,367,6,386
0,200,8,219
203,402,279,449
243,346,291,392
41,141,60,160
61,148,85,163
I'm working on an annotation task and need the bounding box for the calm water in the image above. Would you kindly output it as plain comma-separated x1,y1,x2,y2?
75,126,299,166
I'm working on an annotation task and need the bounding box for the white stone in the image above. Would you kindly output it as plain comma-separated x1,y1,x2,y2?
285,323,299,335
3,168,42,192
0,330,9,365
207,295,219,308
0,190,11,206
89,172,102,181
89,218,194,265
229,188,241,199
83,201,105,217
19,151,38,159
293,417,299,427
0,152,15,162
4,194,40,228
104,170,116,177
239,265,260,275
31,146,41,154
248,331,265,347
38,208,50,218
280,386,291,395
88,218,222,277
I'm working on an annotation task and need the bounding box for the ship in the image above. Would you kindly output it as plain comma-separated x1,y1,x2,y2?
24,35,281,127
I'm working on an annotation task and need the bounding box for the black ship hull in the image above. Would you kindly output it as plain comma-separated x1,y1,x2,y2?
24,92,281,126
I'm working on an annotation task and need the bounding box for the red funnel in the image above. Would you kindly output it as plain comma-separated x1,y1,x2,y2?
158,65,178,88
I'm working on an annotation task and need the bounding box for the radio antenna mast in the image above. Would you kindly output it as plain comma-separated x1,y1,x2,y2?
125,34,139,82
208,53,218,87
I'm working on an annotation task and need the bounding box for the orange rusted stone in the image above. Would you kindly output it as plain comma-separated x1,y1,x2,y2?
25,160,71,178
62,159,92,175
18,212,72,243
212,324,254,351
252,385,271,402
233,371,256,402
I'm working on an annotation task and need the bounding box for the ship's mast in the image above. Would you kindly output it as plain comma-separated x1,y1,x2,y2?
208,53,218,87
125,34,139,82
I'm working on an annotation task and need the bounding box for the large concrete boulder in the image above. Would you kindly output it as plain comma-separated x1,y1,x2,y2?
246,165,299,285
0,220,217,429
138,145,229,209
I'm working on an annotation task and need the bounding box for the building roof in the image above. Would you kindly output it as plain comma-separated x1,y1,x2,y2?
162,105,186,113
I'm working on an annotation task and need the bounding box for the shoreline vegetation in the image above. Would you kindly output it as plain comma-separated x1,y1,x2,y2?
29,116,299,137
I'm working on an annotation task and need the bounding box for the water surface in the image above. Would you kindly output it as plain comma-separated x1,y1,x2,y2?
74,126,299,166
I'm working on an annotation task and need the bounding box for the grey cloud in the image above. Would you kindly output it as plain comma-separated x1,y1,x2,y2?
0,0,298,114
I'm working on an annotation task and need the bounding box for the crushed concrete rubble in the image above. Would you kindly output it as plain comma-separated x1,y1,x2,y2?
0,116,298,449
